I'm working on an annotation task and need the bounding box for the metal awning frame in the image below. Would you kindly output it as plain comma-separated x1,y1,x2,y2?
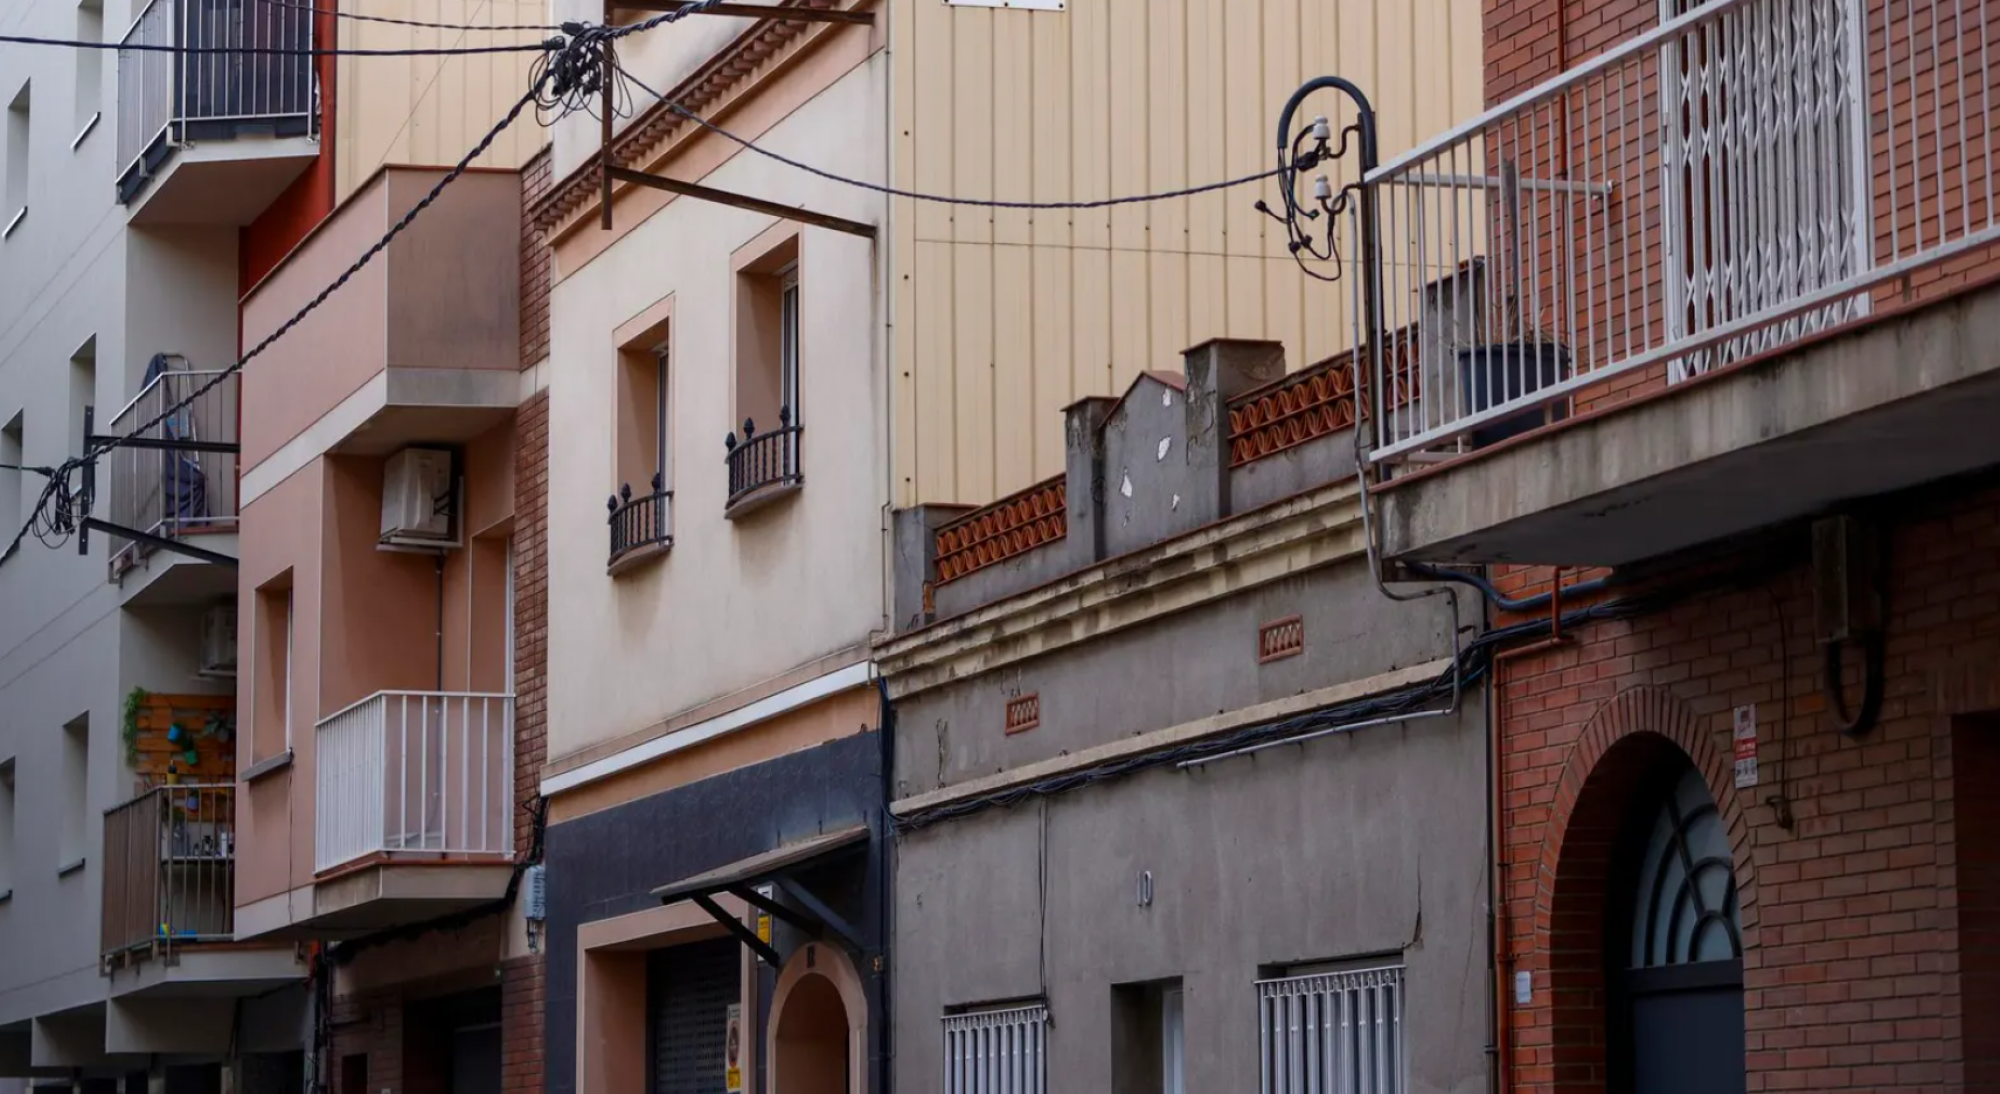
654,825,869,967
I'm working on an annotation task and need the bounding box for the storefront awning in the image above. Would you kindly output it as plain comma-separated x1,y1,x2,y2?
651,824,870,966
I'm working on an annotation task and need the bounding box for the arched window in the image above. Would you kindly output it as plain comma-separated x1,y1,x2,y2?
1629,765,1741,968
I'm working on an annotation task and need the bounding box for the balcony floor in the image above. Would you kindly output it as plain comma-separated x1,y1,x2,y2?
126,135,318,226
1378,280,2000,568
104,945,301,1000
238,862,515,941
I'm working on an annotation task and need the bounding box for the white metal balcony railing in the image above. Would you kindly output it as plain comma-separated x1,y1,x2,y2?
314,692,514,874
1358,0,1999,461
107,362,239,578
117,0,316,192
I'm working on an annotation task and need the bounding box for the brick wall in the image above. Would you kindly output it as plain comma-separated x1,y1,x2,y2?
1492,483,2000,1093
521,147,554,372
502,958,547,1094
331,991,405,1094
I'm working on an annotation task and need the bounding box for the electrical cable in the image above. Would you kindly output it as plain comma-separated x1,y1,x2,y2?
0,31,558,55
613,62,1290,210
263,0,558,33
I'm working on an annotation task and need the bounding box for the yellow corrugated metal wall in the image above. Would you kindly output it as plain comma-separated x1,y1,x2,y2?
891,0,1483,507
335,0,547,204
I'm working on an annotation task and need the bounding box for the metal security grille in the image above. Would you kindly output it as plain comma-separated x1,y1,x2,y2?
1257,966,1406,1094
647,939,740,1094
941,1004,1048,1094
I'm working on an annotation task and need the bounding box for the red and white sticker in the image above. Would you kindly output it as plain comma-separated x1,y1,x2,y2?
1733,705,1759,789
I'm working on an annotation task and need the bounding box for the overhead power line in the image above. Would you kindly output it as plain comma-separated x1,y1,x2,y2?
0,31,557,55
614,62,1292,210
263,0,559,33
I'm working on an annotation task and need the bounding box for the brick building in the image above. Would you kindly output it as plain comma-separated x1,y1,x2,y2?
1357,0,2000,1090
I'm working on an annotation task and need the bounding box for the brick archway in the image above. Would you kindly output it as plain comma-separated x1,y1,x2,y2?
1522,685,1756,1094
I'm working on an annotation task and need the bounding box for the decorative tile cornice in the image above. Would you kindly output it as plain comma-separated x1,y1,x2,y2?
934,476,1067,585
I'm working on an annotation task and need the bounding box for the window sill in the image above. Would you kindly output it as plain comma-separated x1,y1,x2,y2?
243,748,295,783
57,858,86,879
607,538,672,577
724,480,803,522
2,207,25,241
71,112,100,151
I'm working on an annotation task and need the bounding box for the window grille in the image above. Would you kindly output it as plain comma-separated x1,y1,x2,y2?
942,1003,1047,1094
1257,965,1405,1094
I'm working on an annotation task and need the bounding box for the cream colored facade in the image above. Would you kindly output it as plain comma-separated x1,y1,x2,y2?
890,0,1485,506
335,0,548,202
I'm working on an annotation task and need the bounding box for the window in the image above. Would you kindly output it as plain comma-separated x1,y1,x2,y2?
1256,964,1404,1094
5,81,29,237
942,1003,1047,1094
73,1,102,145
0,412,22,549
0,758,15,900
611,308,673,566
253,577,294,760
60,713,88,869
1113,980,1183,1094
69,337,95,455
727,228,804,510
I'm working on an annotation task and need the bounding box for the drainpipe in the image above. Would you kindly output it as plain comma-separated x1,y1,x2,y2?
1487,570,1571,1094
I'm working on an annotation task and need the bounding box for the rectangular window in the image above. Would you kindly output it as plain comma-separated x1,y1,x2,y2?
942,1003,1047,1094
69,337,95,455
1256,965,1405,1094
0,412,22,547
73,0,102,143
5,81,29,235
729,228,803,508
254,578,294,760
779,268,799,424
616,341,669,497
60,713,88,869
0,758,15,899
1162,987,1184,1094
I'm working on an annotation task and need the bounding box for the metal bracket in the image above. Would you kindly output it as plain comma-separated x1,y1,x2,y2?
691,893,783,967
726,884,820,938
772,875,862,952
80,518,238,567
606,166,877,239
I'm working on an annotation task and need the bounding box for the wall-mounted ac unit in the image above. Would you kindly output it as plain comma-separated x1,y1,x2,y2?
380,447,459,550
199,603,237,678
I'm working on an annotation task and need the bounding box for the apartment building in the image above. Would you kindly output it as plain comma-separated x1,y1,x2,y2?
530,2,1480,1093
0,1,543,1091
1348,0,2000,1090
877,339,1489,1093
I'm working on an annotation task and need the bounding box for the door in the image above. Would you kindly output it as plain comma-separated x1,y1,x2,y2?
1612,763,1747,1094
450,1024,503,1094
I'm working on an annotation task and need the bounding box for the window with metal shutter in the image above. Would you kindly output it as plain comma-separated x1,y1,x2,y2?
941,1003,1048,1094
647,938,741,1094
1256,965,1406,1094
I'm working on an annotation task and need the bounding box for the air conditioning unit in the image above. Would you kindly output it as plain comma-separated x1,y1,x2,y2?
199,603,237,678
380,447,458,549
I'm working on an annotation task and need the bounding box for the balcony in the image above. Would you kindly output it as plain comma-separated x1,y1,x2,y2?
723,411,803,516
1354,0,2000,568
116,0,318,224
607,477,672,573
306,691,514,932
106,361,239,604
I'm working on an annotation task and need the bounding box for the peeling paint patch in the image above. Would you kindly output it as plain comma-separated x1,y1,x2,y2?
1157,436,1172,461
1120,473,1133,498
1162,389,1173,408
1171,494,1181,511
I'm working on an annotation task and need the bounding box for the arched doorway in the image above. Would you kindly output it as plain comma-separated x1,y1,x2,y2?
1607,759,1746,1094
768,943,867,1094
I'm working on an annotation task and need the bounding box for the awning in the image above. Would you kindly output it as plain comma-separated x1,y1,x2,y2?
651,824,870,966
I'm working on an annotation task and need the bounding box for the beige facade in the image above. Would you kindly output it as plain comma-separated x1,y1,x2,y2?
890,0,1485,506
335,0,548,203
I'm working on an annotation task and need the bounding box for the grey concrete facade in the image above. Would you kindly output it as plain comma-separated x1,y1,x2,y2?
879,339,1488,1094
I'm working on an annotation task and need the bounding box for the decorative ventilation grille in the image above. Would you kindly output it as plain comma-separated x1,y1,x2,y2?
935,477,1068,585
1229,362,1359,467
1005,694,1041,735
1259,617,1305,663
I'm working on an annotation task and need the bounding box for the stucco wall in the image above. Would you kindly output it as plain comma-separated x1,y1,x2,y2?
543,58,887,763
892,707,1489,1094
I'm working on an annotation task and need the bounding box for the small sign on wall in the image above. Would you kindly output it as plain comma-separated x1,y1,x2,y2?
724,1004,744,1093
1733,704,1759,789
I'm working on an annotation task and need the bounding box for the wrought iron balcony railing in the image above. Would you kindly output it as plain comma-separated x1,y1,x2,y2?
608,475,672,569
101,783,235,970
315,691,514,874
724,410,803,511
105,362,239,580
1348,0,1998,462
117,0,316,200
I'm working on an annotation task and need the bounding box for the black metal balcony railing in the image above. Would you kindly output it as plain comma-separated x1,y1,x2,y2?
724,410,803,510
117,0,316,201
101,784,235,970
608,474,673,566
